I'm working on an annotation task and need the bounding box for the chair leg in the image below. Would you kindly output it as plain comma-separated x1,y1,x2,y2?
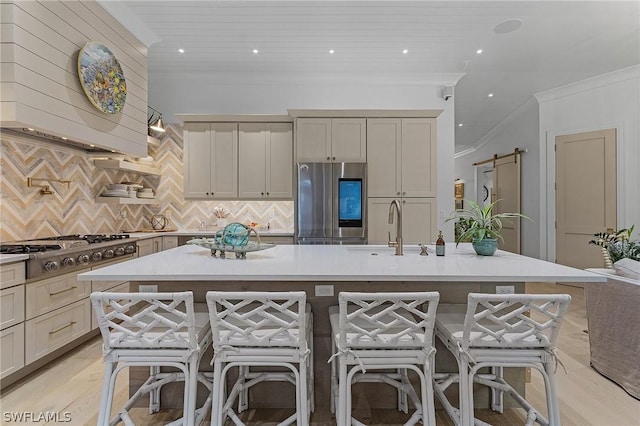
458,357,475,426
423,360,437,426
184,360,199,426
330,338,337,414
397,368,409,413
237,365,249,413
211,360,225,426
491,366,504,413
299,361,309,425
337,359,349,426
148,365,160,414
544,360,562,426
97,361,115,426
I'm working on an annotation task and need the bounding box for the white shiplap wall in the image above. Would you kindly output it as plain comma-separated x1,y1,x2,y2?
0,1,148,157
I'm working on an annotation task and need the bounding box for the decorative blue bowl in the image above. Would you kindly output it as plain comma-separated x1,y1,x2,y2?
472,238,498,256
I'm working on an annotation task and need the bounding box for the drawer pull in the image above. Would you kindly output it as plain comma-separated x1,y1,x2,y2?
49,286,77,296
49,321,77,334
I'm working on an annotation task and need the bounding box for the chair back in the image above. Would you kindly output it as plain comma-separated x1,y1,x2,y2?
206,291,307,351
461,293,571,350
90,291,198,351
338,292,440,349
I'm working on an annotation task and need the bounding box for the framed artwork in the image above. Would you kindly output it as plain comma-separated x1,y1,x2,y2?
455,199,464,210
454,181,464,199
77,42,127,114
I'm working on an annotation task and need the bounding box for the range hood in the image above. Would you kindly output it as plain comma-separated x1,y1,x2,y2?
1,128,119,155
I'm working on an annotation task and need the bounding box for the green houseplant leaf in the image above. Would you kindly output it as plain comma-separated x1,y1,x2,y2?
446,199,531,246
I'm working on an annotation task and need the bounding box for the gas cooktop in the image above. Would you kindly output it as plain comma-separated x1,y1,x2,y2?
0,234,131,254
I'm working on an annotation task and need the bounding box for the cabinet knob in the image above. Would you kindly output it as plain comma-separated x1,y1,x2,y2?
327,156,331,160
403,191,406,195
332,156,336,160
206,192,209,195
403,200,406,204
266,192,269,196
261,192,264,196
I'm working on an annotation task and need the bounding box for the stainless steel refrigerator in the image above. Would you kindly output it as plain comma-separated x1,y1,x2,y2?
296,162,367,244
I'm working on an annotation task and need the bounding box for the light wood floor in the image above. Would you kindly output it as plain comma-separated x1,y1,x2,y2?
1,283,638,425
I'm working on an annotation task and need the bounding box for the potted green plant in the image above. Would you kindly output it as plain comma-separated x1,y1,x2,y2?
446,200,530,256
589,225,640,268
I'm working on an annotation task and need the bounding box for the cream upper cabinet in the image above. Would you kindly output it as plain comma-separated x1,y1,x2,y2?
239,123,293,199
183,123,238,199
367,118,436,198
367,197,437,245
296,118,366,162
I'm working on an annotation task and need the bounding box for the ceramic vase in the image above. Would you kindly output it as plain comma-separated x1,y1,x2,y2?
472,238,498,256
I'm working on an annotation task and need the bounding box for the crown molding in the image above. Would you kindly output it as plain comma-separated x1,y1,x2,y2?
535,65,640,104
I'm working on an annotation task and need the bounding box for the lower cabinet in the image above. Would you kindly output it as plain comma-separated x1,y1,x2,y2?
138,236,178,256
1,284,25,330
367,197,437,245
250,235,294,245
1,324,24,378
24,299,91,364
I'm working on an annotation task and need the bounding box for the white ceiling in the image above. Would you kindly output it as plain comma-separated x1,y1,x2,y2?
111,1,640,151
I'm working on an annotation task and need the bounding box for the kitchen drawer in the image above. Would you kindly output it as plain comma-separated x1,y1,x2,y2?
25,299,91,364
26,270,90,320
91,256,133,292
1,323,25,378
163,236,179,250
0,284,25,330
0,262,26,289
91,281,130,330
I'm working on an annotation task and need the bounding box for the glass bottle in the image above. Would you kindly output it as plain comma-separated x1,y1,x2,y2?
436,230,445,256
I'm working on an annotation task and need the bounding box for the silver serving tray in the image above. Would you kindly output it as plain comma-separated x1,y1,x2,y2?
186,238,275,259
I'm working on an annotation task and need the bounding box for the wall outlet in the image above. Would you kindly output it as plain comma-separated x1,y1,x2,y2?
139,284,158,293
315,284,334,297
119,209,127,219
496,285,514,294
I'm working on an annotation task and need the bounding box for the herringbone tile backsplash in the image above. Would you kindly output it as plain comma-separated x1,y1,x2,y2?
0,125,293,242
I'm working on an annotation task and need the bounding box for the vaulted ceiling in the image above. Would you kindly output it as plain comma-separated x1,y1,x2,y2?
108,1,640,151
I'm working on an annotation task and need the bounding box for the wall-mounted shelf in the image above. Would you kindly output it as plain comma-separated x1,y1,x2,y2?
94,159,160,176
95,196,157,205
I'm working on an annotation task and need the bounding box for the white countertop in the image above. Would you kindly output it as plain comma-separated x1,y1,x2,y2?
128,228,293,239
0,253,29,265
78,243,606,283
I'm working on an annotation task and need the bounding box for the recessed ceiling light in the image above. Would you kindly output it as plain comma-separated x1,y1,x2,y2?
488,93,494,98
90,144,95,147
28,128,35,131
458,123,463,127
329,49,334,54
494,19,523,34
252,49,259,54
111,150,116,153
402,49,408,54
178,48,185,54
61,136,68,140
476,49,483,54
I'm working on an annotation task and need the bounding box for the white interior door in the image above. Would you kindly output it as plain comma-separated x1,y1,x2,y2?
493,155,521,254
556,129,616,269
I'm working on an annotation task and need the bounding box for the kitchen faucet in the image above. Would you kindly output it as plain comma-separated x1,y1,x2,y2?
388,199,403,256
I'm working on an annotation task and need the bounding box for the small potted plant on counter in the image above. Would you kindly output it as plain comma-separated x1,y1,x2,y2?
589,226,640,278
446,200,530,256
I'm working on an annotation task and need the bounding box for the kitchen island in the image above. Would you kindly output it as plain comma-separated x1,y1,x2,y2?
78,244,604,418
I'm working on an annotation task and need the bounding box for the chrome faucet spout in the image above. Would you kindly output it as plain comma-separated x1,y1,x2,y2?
388,199,403,255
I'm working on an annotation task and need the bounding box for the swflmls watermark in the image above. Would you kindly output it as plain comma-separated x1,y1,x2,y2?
3,411,72,423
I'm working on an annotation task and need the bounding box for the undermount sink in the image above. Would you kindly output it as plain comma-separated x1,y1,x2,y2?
346,245,430,255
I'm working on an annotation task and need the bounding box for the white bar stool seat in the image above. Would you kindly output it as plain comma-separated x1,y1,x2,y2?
329,291,440,426
434,293,572,426
206,291,313,426
91,291,213,426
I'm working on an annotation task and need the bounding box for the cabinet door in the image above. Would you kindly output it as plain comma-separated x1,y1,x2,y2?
163,236,179,251
211,123,238,198
238,123,267,198
367,119,401,197
401,119,437,197
267,123,293,198
1,324,24,378
296,118,331,162
183,123,212,199
402,198,437,244
367,197,395,245
137,238,154,257
331,118,366,162
1,285,24,330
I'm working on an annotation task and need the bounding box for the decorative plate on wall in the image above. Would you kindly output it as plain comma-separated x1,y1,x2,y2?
77,41,127,114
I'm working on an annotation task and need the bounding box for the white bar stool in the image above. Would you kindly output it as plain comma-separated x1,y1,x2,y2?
206,291,313,426
434,293,572,426
328,291,440,426
91,291,213,426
